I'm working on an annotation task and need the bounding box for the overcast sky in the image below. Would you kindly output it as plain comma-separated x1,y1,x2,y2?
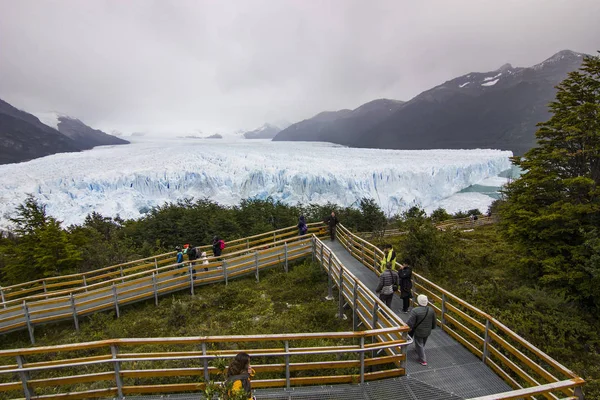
0,0,598,135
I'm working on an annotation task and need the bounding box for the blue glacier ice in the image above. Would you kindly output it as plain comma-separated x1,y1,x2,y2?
0,137,512,229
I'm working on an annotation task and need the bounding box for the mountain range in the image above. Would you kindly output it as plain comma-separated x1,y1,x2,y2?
273,50,587,155
243,123,285,139
0,100,128,165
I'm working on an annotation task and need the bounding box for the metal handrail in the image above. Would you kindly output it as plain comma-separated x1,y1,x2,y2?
335,223,585,400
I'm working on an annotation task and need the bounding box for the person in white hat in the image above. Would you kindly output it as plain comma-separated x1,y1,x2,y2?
406,294,436,366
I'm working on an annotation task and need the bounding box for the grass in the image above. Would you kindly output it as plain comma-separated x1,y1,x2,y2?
0,261,358,399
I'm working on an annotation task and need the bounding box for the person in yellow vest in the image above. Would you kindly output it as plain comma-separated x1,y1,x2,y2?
226,352,256,400
380,244,397,272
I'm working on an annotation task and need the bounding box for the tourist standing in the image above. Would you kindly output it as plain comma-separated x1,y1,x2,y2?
323,211,339,241
380,244,397,272
226,352,256,400
407,294,436,366
298,215,308,235
398,263,413,313
375,262,399,308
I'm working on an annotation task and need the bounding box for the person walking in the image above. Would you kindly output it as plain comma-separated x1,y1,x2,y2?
407,294,436,366
200,251,209,271
212,236,225,258
226,352,256,400
323,211,339,241
187,244,198,275
398,263,413,313
380,244,397,272
298,215,308,236
375,262,399,308
175,246,184,265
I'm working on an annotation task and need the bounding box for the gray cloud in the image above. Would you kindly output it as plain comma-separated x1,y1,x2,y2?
1,0,599,134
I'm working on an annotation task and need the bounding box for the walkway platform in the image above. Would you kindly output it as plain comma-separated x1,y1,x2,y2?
326,239,511,399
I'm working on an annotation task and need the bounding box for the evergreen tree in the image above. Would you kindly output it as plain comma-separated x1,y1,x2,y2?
500,53,600,309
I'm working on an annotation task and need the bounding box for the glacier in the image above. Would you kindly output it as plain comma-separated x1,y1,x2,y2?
0,137,512,229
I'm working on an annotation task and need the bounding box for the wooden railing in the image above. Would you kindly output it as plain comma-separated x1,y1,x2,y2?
0,235,409,400
356,215,496,239
335,224,585,400
0,223,326,308
0,232,328,343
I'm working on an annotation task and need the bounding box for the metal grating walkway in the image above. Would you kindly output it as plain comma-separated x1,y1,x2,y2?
113,376,463,400
326,239,511,399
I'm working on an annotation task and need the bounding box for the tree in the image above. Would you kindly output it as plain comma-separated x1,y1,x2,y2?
0,197,82,283
499,53,600,310
397,206,456,272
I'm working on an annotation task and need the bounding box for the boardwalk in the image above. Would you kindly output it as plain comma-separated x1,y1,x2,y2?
325,239,510,399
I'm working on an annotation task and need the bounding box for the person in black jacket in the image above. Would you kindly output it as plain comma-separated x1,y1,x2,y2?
398,263,413,313
323,211,339,241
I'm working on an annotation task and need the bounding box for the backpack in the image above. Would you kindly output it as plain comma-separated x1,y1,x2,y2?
188,247,197,259
219,240,226,250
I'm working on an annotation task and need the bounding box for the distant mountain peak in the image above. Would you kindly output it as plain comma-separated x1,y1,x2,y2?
496,63,513,71
533,49,586,70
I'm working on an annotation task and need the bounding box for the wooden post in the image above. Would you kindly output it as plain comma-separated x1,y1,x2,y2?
246,238,250,249
359,337,365,384
152,272,158,306
202,342,209,382
223,261,228,286
112,284,120,318
338,268,344,319
284,242,288,272
482,319,491,363
154,257,158,271
441,293,447,328
82,275,88,292
320,241,324,266
372,302,379,329
42,280,47,297
326,254,334,300
111,344,124,400
360,242,365,265
1,287,6,309
16,355,33,400
254,252,260,282
285,340,290,389
120,266,124,283
23,301,34,345
352,281,358,331
70,293,79,331
189,264,195,296
311,236,316,262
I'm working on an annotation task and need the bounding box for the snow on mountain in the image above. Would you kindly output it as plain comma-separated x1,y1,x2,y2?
32,111,66,130
481,79,499,87
0,137,512,229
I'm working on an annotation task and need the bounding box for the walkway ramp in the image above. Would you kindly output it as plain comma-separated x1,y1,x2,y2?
327,239,510,399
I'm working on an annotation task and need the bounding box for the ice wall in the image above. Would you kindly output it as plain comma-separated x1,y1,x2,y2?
0,138,512,228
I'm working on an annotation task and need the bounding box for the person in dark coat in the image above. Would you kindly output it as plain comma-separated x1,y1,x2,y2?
398,263,413,313
212,236,224,257
323,211,339,241
406,294,436,366
187,244,198,274
298,215,308,235
375,263,399,308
